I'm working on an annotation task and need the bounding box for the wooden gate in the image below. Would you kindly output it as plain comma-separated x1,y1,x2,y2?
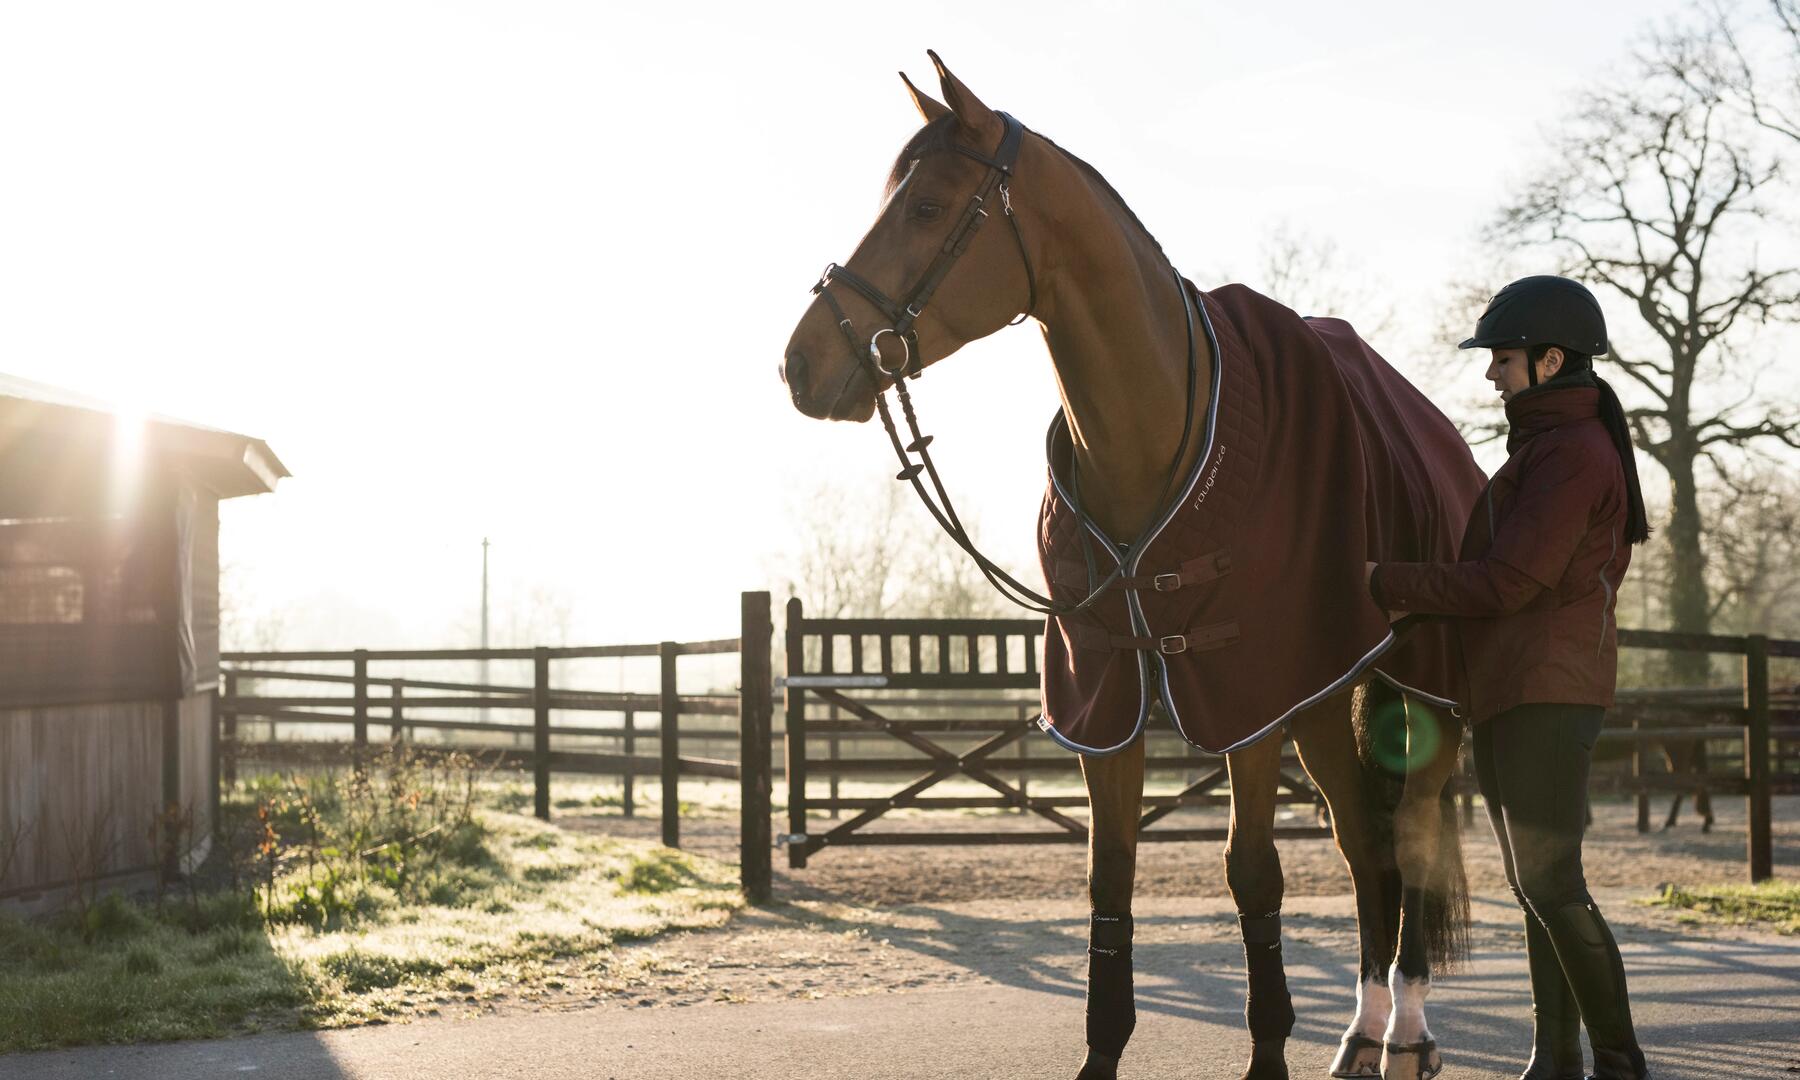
780,599,1330,868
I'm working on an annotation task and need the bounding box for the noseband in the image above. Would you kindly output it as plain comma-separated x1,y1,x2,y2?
807,112,1197,619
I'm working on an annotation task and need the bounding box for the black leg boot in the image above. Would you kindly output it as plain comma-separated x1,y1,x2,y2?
1519,909,1584,1079
1537,901,1648,1080
1238,910,1294,1080
1076,913,1134,1080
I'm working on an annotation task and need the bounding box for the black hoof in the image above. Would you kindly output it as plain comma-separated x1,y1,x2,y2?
1075,1051,1118,1080
1380,1038,1443,1080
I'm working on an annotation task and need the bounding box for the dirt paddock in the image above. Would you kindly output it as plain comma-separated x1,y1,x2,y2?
571,792,1800,907
477,793,1800,1021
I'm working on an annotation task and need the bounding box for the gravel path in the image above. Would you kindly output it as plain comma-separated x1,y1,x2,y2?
8,888,1797,1079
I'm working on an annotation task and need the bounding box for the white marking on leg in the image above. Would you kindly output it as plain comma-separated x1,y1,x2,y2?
1349,974,1392,1039
1383,968,1432,1044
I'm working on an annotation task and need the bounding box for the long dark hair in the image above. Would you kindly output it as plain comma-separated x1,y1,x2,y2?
1531,345,1652,544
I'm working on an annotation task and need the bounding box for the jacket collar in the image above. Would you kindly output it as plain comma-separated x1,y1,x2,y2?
1504,372,1600,454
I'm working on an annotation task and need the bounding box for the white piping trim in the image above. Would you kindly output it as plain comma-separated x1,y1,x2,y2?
1368,668,1459,711
1043,420,1151,758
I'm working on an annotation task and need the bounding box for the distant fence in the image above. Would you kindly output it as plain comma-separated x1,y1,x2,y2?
219,592,775,901
218,603,1798,891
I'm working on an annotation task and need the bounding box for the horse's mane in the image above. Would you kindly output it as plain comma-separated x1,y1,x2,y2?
885,114,1174,271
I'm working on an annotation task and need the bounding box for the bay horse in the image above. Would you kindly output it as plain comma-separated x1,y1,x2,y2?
781,53,1470,1080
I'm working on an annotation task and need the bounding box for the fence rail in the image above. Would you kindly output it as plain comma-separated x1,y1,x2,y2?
217,605,1796,894
218,594,776,901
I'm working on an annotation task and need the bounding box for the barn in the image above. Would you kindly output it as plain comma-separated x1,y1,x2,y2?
0,374,287,911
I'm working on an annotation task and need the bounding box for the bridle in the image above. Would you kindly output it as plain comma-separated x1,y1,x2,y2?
812,112,1037,385
808,111,1200,619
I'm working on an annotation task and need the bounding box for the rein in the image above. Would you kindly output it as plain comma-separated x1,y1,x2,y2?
809,112,1200,618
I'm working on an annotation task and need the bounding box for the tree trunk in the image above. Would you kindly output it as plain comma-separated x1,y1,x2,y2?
1663,451,1712,686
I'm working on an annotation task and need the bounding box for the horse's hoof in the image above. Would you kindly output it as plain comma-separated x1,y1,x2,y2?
1331,1033,1384,1077
1239,1040,1290,1080
1380,1038,1442,1080
1074,1052,1119,1080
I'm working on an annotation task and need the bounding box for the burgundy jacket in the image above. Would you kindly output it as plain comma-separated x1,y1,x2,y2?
1370,380,1631,724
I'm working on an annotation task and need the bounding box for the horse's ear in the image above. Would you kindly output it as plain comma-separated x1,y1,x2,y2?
900,71,951,124
927,49,1001,140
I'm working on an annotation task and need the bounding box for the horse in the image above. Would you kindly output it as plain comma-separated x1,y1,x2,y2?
781,53,1476,1080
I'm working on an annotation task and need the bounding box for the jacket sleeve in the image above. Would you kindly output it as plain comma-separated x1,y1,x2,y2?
1370,438,1603,618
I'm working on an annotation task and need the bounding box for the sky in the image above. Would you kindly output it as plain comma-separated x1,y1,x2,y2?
0,0,1724,649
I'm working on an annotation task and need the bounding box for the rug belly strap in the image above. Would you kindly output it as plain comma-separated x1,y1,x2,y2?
1065,617,1241,655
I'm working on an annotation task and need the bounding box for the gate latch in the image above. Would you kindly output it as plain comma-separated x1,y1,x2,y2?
776,832,808,847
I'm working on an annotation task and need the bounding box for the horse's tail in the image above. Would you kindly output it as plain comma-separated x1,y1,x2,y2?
1350,678,1470,972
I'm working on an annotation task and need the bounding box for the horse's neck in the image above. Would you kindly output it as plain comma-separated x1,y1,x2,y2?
1038,184,1212,541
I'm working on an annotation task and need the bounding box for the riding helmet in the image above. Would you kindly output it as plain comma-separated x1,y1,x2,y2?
1458,275,1609,356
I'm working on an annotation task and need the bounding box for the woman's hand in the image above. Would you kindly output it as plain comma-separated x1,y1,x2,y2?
1367,561,1405,622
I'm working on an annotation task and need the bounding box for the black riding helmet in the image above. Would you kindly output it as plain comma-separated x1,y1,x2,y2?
1459,275,1610,358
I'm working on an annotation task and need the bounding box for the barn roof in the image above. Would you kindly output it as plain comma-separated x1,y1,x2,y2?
0,372,290,508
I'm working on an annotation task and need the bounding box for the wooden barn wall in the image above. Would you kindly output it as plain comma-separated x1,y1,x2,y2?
178,690,214,842
0,701,164,898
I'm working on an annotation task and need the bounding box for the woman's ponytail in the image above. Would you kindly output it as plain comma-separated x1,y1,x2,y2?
1592,373,1652,544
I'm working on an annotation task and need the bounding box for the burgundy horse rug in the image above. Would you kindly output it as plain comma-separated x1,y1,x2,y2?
1037,283,1487,755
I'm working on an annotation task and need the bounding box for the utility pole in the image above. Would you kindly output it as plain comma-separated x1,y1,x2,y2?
480,537,491,725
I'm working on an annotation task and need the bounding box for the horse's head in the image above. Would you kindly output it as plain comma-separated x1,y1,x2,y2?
781,52,1039,422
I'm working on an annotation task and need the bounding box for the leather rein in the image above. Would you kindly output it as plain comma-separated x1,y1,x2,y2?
809,112,1200,618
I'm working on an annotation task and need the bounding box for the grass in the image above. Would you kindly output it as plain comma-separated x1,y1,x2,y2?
0,796,741,1053
1642,880,1800,935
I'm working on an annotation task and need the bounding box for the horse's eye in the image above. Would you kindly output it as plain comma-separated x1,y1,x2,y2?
913,200,944,222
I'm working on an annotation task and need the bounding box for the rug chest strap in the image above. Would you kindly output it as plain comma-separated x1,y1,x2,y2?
1054,549,1231,593
1065,618,1241,655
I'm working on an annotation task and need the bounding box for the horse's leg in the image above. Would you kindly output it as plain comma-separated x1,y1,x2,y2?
1224,731,1294,1080
1291,690,1395,1079
1660,740,1687,830
1695,739,1715,832
1075,736,1146,1080
1381,696,1465,1080
1661,790,1685,831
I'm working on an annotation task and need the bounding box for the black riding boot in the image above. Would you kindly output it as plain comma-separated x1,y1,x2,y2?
1537,901,1648,1080
1076,912,1135,1080
1519,908,1584,1079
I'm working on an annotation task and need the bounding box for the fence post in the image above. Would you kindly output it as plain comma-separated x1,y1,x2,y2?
660,641,680,849
828,703,841,819
222,670,239,788
391,679,406,744
1632,711,1650,833
1745,634,1772,882
784,598,808,869
622,709,636,818
353,649,369,748
1017,703,1031,811
533,648,551,821
740,591,773,904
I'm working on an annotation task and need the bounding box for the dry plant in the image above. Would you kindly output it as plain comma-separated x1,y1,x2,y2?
58,803,121,942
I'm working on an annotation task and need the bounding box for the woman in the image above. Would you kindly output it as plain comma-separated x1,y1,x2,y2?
1365,275,1652,1080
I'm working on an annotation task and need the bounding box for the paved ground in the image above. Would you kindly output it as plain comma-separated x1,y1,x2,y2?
6,888,1798,1080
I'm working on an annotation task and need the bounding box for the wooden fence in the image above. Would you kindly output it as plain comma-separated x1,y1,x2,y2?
218,601,1796,894
219,591,775,901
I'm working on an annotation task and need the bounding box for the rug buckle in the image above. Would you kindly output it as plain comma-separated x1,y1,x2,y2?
1158,634,1187,654
1153,572,1181,592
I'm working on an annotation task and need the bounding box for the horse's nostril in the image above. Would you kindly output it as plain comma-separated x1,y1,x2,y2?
783,348,808,389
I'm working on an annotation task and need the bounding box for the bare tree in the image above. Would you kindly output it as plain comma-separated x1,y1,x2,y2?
1701,461,1800,637
1490,37,1800,680
1214,223,1400,343
770,481,1011,619
1686,0,1800,146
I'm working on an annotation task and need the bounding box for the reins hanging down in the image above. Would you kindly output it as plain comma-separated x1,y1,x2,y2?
809,111,1200,618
